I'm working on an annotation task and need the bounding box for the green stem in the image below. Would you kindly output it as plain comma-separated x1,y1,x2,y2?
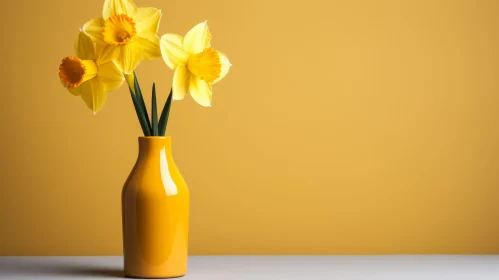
129,86,151,136
158,88,173,136
133,73,152,133
151,83,158,136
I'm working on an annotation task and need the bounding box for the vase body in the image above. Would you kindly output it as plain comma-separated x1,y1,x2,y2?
122,136,189,278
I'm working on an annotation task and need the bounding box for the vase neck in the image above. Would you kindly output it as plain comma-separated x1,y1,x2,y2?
138,137,172,161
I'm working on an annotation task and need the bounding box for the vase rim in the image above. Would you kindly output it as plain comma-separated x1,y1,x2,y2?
138,136,171,139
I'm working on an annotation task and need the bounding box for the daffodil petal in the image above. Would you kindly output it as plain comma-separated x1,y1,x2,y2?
189,75,212,106
183,21,211,54
136,35,161,61
102,0,137,20
79,79,107,113
173,64,190,100
135,7,161,37
68,85,82,96
83,18,105,44
95,44,120,65
160,34,190,70
115,41,143,74
97,62,124,92
213,50,231,84
74,32,96,60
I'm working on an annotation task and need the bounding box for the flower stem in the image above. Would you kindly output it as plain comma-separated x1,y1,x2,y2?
151,83,158,136
158,88,173,136
128,74,151,136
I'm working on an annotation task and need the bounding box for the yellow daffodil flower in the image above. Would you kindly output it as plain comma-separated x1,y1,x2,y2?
59,32,124,113
160,21,231,106
82,0,162,74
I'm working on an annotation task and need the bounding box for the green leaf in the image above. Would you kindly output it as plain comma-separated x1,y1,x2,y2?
151,83,158,136
129,86,151,136
158,88,173,136
133,72,152,134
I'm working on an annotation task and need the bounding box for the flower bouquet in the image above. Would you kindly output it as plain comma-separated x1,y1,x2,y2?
58,0,231,277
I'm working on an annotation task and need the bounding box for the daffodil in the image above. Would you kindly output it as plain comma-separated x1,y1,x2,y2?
82,0,162,74
59,32,124,113
160,22,231,106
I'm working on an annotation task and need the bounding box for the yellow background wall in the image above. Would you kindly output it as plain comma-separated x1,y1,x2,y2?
1,0,499,255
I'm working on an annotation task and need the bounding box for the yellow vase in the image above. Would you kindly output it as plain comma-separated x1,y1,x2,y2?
122,136,189,278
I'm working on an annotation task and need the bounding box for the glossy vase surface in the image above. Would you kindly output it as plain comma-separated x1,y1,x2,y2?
122,136,189,278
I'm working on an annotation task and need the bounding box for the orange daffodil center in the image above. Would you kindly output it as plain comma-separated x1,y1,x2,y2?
59,56,97,88
102,14,137,45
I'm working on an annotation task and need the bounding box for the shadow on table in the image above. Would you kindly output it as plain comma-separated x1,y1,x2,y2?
0,258,124,278
54,267,124,278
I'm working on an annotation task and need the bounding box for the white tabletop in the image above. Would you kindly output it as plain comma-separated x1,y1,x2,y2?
0,255,498,279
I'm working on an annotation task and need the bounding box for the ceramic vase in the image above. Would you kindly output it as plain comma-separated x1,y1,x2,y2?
122,136,189,278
